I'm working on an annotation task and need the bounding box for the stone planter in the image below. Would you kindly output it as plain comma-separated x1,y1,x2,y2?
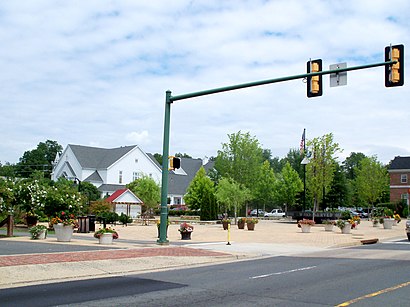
53,224,74,242
237,221,245,229
180,231,192,240
341,223,351,234
246,223,255,231
37,229,47,240
300,224,311,233
26,216,38,227
222,221,230,230
383,218,394,229
99,233,113,244
324,224,334,232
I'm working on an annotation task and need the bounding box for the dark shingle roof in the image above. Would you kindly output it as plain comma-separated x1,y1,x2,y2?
69,144,136,169
389,156,410,170
168,158,203,195
84,170,103,182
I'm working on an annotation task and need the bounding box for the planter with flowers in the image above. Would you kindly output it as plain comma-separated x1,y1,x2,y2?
336,219,351,234
94,227,119,244
178,222,194,240
352,216,361,229
237,217,246,229
246,218,259,231
222,218,231,230
29,224,47,240
381,209,394,229
372,218,380,227
298,219,315,233
49,211,78,242
322,220,335,232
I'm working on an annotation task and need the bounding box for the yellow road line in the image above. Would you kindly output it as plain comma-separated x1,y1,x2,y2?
336,281,410,306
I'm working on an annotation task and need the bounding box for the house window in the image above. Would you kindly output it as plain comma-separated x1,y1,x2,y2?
174,197,182,205
133,172,140,181
119,171,123,184
135,158,138,163
401,193,409,200
401,174,407,183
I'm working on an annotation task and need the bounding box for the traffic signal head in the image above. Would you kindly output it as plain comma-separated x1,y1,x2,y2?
385,44,404,87
307,59,323,97
169,156,181,170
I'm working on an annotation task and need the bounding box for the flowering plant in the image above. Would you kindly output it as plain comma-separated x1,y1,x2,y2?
156,218,170,227
322,219,335,225
178,222,194,233
336,219,349,230
29,224,47,239
298,219,315,226
238,217,247,224
94,227,119,239
49,211,78,227
394,213,401,223
246,218,259,224
352,216,361,224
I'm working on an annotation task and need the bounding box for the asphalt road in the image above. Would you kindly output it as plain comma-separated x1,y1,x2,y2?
1,240,409,307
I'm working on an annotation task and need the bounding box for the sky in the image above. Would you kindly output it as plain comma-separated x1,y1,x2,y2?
1,0,409,166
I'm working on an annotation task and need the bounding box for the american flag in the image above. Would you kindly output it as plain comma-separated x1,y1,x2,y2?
300,129,305,154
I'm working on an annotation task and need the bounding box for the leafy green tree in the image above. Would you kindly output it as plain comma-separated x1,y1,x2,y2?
127,175,161,214
0,162,17,178
282,149,304,179
215,131,264,195
324,163,349,209
306,133,342,214
43,178,83,217
215,177,251,222
184,167,217,220
274,162,303,212
355,156,389,208
342,152,366,180
16,140,62,178
254,161,277,211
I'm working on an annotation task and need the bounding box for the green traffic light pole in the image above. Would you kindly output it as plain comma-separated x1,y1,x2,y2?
157,59,396,244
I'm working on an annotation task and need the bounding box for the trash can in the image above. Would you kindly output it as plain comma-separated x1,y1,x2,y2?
88,215,96,232
78,216,89,233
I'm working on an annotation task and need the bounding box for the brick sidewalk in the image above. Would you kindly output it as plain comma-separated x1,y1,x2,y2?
0,247,229,267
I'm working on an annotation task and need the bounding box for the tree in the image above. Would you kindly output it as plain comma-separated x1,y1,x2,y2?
16,140,63,178
355,156,389,208
184,167,217,220
324,163,349,209
215,131,264,194
274,162,303,212
215,177,251,222
253,161,277,211
127,175,161,215
282,149,303,179
306,133,341,214
342,152,366,180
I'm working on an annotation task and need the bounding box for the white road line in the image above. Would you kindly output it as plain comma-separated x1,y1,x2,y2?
250,266,317,279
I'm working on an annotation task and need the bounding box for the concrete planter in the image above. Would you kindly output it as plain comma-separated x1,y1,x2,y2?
383,218,394,229
53,224,74,242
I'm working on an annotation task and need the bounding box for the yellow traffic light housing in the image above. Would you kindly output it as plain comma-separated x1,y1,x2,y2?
307,59,323,97
169,156,181,170
385,44,404,87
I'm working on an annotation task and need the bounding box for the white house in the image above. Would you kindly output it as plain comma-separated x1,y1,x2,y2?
51,144,215,206
106,188,143,218
51,144,162,197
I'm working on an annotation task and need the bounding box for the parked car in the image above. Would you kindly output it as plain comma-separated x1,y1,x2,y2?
406,220,410,241
250,209,265,217
264,209,286,218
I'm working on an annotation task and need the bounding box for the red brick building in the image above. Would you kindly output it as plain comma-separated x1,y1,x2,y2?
388,156,410,203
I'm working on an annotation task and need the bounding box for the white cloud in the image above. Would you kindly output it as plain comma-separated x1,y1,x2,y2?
0,0,409,165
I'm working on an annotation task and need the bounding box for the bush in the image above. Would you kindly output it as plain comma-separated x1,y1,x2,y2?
97,212,119,224
118,213,132,225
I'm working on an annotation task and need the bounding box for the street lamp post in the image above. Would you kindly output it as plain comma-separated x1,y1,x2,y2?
301,156,309,218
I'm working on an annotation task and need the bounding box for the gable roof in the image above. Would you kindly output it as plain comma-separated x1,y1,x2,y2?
106,188,143,204
389,156,410,170
84,170,103,182
168,157,203,195
69,144,137,169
